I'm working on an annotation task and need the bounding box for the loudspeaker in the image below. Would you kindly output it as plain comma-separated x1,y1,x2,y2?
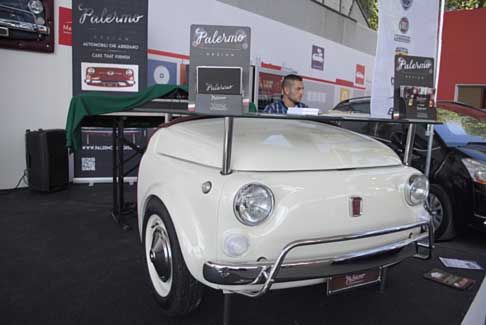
25,129,68,192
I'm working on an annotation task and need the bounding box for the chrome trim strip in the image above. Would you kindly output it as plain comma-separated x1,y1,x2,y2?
474,213,486,220
204,220,433,297
333,232,428,262
0,18,49,35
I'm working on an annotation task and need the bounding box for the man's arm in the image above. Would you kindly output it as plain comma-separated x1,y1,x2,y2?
263,102,276,113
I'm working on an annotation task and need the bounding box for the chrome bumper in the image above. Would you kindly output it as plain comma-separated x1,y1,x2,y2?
203,220,433,297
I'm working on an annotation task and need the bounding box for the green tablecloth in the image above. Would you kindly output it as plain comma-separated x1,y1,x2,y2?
65,84,188,152
65,84,258,152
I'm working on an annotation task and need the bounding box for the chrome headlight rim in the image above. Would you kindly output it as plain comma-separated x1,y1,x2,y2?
233,183,275,227
405,174,429,206
28,0,44,15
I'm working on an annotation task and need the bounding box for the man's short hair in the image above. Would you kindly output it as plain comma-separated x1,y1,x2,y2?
282,74,303,89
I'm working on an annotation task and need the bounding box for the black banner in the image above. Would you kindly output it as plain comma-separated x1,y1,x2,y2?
394,55,435,120
74,127,154,179
72,0,148,96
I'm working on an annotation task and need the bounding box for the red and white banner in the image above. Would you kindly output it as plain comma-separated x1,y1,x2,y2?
370,0,440,117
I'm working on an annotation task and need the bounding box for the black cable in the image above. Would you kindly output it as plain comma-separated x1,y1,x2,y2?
0,170,28,195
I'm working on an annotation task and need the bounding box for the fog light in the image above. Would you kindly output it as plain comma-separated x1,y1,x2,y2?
223,234,249,257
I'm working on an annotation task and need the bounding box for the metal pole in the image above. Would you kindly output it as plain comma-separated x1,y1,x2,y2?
434,0,446,98
221,117,234,175
223,293,232,325
380,267,388,293
112,123,118,219
118,118,125,213
403,124,416,166
425,124,435,177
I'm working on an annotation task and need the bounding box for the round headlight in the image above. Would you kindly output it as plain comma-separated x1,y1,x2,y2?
405,174,429,206
28,0,44,14
233,183,274,226
87,67,95,75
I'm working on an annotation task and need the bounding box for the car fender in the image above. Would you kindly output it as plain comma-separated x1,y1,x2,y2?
139,176,222,284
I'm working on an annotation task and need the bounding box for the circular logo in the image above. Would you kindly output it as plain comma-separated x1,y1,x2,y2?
399,17,409,34
401,0,413,10
153,65,170,84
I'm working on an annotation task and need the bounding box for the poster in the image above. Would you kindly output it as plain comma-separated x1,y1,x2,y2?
394,55,435,120
74,127,148,179
188,24,251,114
72,0,148,95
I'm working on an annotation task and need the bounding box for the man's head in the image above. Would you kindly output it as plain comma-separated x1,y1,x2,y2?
282,74,304,106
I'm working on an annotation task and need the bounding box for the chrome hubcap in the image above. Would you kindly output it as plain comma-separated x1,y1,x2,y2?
149,228,172,282
427,193,444,231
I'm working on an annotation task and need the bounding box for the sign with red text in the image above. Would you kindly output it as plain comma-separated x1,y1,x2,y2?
58,7,72,46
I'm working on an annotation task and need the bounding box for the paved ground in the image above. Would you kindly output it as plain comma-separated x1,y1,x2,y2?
1,184,485,325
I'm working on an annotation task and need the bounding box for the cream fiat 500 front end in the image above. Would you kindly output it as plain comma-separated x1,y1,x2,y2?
137,117,432,316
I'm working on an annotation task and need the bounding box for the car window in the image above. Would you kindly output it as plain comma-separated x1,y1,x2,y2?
435,107,486,146
349,102,370,114
333,103,352,112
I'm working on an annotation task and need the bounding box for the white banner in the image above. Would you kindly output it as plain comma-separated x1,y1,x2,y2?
371,0,440,117
147,0,375,111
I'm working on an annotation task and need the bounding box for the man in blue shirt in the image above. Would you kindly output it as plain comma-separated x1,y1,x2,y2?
263,74,308,114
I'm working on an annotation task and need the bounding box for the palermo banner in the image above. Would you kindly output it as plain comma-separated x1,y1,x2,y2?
72,0,148,96
370,0,439,117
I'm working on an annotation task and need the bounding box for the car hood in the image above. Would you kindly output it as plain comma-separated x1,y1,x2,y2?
153,118,402,171
455,143,486,162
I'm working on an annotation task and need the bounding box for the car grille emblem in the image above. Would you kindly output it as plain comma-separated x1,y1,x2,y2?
350,197,363,217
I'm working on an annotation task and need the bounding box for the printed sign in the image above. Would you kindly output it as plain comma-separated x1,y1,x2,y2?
72,0,148,96
371,0,439,117
339,88,351,102
394,55,435,119
355,64,365,86
257,72,283,111
74,127,148,179
311,45,325,71
303,80,335,112
58,7,72,46
197,67,242,95
148,59,177,86
189,24,251,114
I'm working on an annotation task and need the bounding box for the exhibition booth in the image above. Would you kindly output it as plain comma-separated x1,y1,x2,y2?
1,1,486,325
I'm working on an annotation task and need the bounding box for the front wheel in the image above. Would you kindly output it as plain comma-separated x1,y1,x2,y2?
427,184,455,241
143,199,203,316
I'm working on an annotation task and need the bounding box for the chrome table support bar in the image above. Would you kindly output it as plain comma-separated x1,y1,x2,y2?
403,124,416,166
425,124,435,177
223,293,232,325
221,117,234,175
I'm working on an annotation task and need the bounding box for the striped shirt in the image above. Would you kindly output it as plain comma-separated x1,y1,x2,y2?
263,99,308,114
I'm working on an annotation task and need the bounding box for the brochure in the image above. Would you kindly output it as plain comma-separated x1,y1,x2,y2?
439,257,484,270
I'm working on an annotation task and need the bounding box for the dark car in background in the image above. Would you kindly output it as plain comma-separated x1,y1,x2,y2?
331,98,486,240
0,0,49,40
